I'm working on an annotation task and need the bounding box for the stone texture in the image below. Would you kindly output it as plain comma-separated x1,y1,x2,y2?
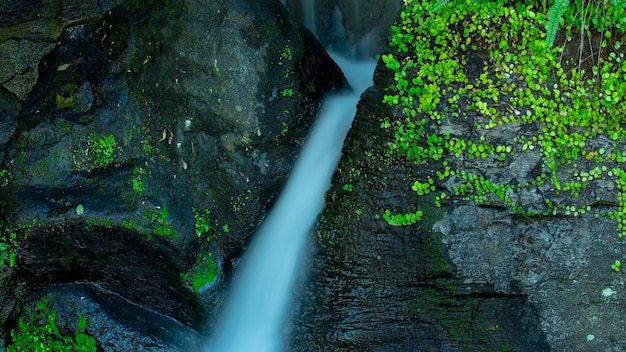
0,0,41,28
0,0,100,115
290,7,626,352
0,0,346,349
289,83,552,351
19,283,204,352
0,106,17,147
16,221,203,327
0,266,20,348
62,0,102,20
0,40,24,84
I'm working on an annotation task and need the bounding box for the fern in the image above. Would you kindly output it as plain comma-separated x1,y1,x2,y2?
545,0,570,47
429,0,451,13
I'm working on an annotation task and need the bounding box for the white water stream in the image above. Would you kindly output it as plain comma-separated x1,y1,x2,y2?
301,0,316,35
206,53,376,352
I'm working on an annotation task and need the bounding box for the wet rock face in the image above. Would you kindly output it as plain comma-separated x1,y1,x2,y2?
0,0,113,29
16,221,202,327
289,80,550,351
0,0,346,349
136,0,347,254
0,107,17,148
0,0,42,28
0,0,109,115
292,5,626,352
18,283,204,352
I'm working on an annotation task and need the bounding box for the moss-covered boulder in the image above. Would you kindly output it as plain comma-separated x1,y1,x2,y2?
0,0,346,349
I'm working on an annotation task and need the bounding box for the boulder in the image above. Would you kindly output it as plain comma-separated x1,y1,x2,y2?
0,0,108,131
14,283,204,352
289,81,551,351
0,0,110,29
0,0,346,348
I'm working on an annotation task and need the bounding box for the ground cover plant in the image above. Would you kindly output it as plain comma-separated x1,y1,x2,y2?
181,208,221,293
380,0,626,268
7,297,96,352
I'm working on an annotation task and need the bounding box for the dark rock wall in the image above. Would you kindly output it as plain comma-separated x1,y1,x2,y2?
289,68,551,351
20,283,205,352
0,0,346,349
291,3,626,352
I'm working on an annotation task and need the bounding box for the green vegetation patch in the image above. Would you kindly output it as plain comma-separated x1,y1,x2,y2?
0,228,18,268
382,0,626,268
8,297,96,352
0,220,38,268
143,207,178,240
181,252,220,293
181,208,220,293
120,206,178,240
131,166,148,195
73,133,121,171
408,282,483,343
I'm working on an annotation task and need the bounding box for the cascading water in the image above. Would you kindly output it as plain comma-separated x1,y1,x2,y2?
206,52,376,352
301,1,317,35
284,0,403,59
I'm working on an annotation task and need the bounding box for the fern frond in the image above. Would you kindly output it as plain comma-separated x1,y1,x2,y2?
429,0,451,13
545,0,570,48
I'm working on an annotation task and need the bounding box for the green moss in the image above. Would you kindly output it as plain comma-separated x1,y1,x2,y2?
408,280,483,343
181,208,220,293
8,297,96,352
415,232,447,274
73,133,121,171
121,218,138,231
0,228,18,267
181,252,220,293
121,206,179,240
90,134,118,166
144,207,178,240
231,189,252,213
131,166,148,195
0,169,10,186
84,218,113,229
192,208,214,239
1,220,39,268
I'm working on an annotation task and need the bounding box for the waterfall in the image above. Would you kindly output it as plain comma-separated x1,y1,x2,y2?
301,0,316,35
206,53,377,352
284,0,404,59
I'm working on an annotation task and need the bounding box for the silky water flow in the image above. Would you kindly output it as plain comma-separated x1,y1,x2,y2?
206,52,377,352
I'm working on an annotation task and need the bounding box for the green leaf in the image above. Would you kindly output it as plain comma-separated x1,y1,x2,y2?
545,0,570,48
429,0,451,13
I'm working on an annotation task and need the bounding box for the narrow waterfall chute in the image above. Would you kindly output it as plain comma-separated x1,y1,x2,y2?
206,52,376,352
